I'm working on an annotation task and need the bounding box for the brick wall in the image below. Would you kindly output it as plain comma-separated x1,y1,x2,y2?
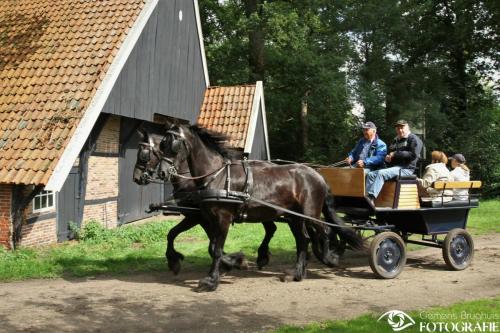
82,115,120,229
20,218,57,247
0,185,12,249
95,116,120,153
19,186,57,247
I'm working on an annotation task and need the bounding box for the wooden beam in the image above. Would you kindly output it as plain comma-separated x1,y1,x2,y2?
433,181,482,189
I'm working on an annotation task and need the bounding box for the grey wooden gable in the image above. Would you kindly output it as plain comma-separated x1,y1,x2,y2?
102,0,207,123
249,105,269,160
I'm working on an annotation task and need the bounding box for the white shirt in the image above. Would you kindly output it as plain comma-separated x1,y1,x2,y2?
450,167,470,200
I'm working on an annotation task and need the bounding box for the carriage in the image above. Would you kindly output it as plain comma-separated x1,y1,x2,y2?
318,167,481,278
137,123,482,290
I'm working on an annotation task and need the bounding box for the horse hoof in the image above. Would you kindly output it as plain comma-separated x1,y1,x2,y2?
196,277,219,292
280,268,305,282
167,260,181,275
294,273,304,282
256,256,269,270
280,270,295,282
288,267,306,282
323,252,340,267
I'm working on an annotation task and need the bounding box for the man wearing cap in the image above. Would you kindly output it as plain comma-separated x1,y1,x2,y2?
345,121,387,172
365,120,423,202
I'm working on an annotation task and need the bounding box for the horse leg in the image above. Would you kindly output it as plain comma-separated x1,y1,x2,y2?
307,224,324,262
256,221,277,269
200,218,246,272
316,225,340,267
165,215,199,275
287,219,309,281
197,213,231,292
304,198,340,268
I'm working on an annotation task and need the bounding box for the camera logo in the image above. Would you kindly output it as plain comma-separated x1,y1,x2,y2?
378,310,416,331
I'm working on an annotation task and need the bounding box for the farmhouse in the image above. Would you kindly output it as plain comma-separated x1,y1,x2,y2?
0,0,270,248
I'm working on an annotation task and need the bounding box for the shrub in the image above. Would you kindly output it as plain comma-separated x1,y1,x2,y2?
80,219,108,242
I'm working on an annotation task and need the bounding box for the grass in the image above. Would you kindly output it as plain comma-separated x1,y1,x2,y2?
468,199,500,235
273,297,500,333
0,199,497,282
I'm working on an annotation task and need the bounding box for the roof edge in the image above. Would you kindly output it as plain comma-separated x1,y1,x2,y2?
260,83,271,160
193,0,209,87
244,81,270,159
44,0,159,191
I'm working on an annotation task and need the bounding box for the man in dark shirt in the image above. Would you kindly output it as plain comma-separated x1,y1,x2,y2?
366,120,423,200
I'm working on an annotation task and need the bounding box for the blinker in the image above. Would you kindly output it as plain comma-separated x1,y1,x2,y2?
171,139,181,153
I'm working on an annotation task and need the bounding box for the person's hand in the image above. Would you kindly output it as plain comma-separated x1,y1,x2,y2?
385,154,392,163
356,160,365,168
345,156,353,165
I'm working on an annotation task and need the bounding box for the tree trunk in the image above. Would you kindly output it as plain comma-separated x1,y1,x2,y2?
244,0,265,82
301,92,310,155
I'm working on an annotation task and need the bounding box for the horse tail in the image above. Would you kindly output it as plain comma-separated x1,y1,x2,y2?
322,194,365,251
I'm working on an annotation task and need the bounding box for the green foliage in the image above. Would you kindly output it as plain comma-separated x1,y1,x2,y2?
79,219,174,244
199,0,499,195
67,221,80,240
80,219,107,242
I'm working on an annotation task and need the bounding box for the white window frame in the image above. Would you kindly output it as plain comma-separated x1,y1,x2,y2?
32,190,55,213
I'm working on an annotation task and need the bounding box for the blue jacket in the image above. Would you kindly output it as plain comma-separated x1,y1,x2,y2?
348,135,387,170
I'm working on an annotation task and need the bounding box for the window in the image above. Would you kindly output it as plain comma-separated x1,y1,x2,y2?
33,190,55,212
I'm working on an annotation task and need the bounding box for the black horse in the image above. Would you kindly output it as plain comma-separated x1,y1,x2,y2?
132,125,278,273
159,123,364,291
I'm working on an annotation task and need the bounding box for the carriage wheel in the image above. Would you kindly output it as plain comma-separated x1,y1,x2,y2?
369,232,406,279
442,228,474,270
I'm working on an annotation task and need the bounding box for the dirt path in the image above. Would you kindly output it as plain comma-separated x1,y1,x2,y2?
0,234,499,333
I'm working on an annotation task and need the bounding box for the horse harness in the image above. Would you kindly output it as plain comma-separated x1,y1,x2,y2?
147,129,365,231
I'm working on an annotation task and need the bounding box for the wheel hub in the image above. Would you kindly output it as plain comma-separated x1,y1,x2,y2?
378,239,401,272
451,235,470,265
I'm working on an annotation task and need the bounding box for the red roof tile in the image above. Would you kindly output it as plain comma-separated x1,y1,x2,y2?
197,85,256,149
0,0,146,186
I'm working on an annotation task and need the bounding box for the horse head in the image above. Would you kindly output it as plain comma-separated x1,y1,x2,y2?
158,123,192,181
159,123,233,184
133,125,164,185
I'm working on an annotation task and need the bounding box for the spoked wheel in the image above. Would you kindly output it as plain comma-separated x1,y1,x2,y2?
369,232,406,279
442,228,474,270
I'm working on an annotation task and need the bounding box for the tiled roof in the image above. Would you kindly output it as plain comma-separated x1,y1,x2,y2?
197,85,256,149
0,0,146,186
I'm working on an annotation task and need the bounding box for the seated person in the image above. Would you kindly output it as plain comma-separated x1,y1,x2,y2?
450,153,470,200
366,120,423,203
344,121,387,172
417,151,452,202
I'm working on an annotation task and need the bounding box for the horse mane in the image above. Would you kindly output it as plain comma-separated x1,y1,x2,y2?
189,124,240,159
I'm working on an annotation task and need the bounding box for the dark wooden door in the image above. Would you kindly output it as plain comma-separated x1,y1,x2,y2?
57,166,81,242
118,118,164,224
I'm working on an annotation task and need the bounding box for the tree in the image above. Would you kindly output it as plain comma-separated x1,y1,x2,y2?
199,0,499,195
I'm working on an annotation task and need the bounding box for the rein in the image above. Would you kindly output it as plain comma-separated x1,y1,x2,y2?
270,159,349,168
163,158,230,181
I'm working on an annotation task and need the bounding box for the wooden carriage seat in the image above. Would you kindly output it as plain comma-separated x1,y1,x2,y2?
318,168,420,210
420,181,482,208
375,177,420,209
